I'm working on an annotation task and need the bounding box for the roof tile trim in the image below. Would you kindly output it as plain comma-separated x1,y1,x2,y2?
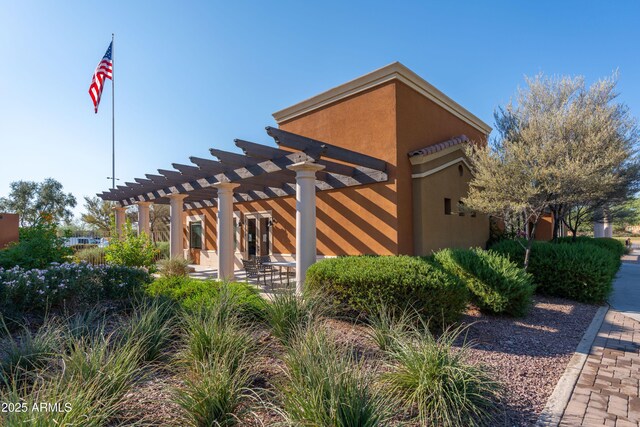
408,135,470,158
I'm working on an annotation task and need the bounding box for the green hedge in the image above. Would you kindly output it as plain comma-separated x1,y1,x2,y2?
490,239,618,304
433,248,535,317
556,236,626,258
305,255,468,328
146,277,264,320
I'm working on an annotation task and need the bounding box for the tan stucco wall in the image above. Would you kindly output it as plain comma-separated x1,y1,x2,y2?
411,154,489,255
0,213,19,249
183,79,489,259
278,82,399,255
395,82,488,254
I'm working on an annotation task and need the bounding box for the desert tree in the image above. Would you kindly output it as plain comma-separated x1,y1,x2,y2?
81,196,115,234
490,73,639,241
0,178,76,226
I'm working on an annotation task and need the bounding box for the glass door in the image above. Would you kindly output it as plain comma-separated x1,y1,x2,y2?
246,218,257,258
244,212,272,259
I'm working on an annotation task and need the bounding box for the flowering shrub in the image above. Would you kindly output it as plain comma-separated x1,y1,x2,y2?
105,220,159,269
0,262,150,314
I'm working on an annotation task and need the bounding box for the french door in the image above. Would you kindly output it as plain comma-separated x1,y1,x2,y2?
244,212,272,259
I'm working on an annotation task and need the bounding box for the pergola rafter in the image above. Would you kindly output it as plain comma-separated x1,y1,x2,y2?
98,128,388,208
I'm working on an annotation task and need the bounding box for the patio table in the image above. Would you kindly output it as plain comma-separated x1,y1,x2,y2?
262,261,296,285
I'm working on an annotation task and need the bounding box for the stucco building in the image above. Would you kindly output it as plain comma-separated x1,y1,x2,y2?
100,63,493,287
0,213,19,249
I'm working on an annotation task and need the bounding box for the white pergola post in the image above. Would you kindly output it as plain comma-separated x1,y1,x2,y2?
168,194,188,258
113,205,126,237
213,182,240,281
137,201,151,237
287,161,325,294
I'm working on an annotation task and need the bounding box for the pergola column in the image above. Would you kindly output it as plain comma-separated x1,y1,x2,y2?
213,182,240,281
168,194,188,258
113,205,126,237
287,161,326,294
137,202,152,237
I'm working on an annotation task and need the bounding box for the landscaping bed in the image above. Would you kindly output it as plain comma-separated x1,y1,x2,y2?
72,295,598,426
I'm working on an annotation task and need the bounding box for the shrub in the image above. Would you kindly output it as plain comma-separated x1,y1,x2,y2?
157,256,192,278
279,325,391,426
0,219,71,269
433,248,535,317
155,241,170,260
105,221,159,268
490,240,617,304
146,277,264,320
306,256,468,329
0,263,150,315
383,324,502,426
74,246,106,265
556,236,626,259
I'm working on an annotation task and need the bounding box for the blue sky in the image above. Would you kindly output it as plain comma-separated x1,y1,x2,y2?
1,1,639,217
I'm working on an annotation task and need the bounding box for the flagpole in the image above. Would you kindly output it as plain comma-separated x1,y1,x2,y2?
111,33,115,190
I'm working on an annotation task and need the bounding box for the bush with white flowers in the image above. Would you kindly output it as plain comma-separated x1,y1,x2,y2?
0,262,150,314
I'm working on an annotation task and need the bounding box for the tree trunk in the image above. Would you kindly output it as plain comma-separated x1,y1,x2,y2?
551,205,564,241
524,222,539,271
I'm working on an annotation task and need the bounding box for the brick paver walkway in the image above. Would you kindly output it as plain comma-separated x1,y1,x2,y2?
560,310,640,426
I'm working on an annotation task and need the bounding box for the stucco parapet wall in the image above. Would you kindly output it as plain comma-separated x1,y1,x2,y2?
272,62,492,135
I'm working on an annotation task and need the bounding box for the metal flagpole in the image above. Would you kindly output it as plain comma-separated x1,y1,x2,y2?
111,33,115,190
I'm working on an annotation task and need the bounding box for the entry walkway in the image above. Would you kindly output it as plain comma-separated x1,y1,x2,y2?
560,250,640,426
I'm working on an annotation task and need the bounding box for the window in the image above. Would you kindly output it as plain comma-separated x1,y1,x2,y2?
189,221,203,249
458,164,464,176
458,201,465,216
444,198,452,215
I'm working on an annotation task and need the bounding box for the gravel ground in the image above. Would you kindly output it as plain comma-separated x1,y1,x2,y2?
460,296,599,426
112,295,599,426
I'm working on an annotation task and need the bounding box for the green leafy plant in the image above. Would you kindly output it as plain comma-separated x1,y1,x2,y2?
306,255,469,330
433,248,535,316
0,217,72,269
383,323,502,426
146,277,264,320
491,239,618,303
105,220,159,269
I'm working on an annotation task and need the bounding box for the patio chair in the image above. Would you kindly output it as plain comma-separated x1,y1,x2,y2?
242,259,267,285
257,256,276,282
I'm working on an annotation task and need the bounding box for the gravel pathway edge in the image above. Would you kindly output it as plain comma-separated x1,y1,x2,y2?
536,304,609,427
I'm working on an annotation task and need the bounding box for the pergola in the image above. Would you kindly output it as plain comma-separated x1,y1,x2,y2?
98,127,388,291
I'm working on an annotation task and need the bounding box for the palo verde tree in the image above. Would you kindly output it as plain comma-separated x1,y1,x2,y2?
0,178,77,226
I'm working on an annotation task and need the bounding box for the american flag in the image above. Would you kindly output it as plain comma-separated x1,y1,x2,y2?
88,42,113,113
